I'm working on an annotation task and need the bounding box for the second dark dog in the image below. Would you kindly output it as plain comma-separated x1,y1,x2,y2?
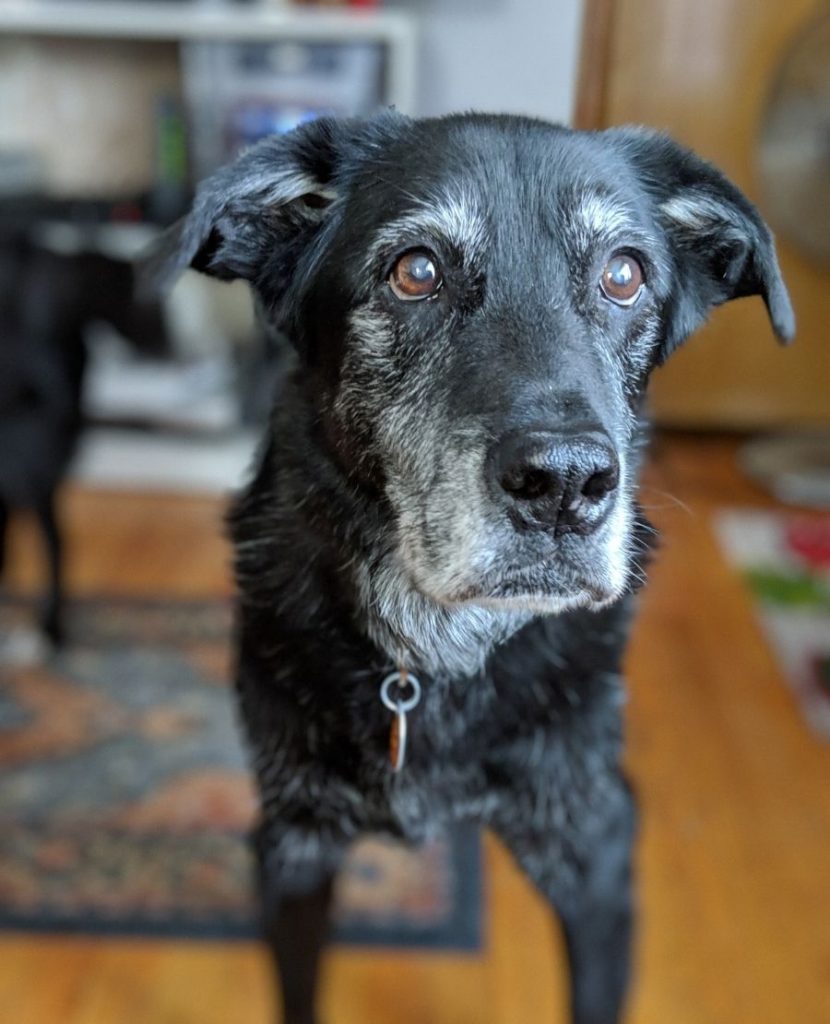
0,233,165,645
157,113,793,1023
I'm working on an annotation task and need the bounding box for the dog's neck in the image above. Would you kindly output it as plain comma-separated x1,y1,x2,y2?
351,547,534,679
235,370,534,680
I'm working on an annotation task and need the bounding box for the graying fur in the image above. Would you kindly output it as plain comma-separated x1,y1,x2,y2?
153,112,794,1024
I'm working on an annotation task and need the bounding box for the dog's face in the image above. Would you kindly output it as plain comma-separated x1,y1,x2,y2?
159,114,793,615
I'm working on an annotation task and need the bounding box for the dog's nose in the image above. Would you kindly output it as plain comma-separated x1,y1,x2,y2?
492,430,619,534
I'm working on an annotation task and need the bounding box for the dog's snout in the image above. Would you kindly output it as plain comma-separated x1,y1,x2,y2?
492,430,619,534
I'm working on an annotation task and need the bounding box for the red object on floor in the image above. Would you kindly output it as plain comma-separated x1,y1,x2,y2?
786,517,830,569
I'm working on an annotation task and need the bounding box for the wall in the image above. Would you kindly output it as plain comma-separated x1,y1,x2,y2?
390,0,584,124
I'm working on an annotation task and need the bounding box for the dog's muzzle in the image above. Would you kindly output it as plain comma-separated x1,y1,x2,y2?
489,429,620,536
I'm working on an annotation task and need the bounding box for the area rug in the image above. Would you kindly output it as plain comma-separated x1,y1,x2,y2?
0,595,481,949
714,510,830,739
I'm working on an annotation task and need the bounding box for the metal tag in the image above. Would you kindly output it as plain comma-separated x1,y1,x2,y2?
379,670,422,773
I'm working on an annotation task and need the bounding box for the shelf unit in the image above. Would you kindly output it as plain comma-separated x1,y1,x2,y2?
0,3,422,471
0,1,418,112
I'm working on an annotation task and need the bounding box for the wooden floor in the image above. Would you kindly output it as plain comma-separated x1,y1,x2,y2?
1,434,829,1023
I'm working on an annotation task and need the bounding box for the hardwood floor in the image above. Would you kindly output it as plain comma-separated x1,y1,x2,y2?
1,434,828,1023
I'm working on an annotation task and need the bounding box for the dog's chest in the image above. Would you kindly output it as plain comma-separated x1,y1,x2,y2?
240,603,630,845
344,666,591,842
387,682,502,838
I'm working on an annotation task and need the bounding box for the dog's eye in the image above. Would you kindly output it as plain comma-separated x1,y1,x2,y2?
389,251,442,301
600,254,644,306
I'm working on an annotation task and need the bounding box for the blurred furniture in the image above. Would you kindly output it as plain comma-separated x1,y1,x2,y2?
0,1,417,116
576,0,830,429
757,10,830,273
0,1,416,190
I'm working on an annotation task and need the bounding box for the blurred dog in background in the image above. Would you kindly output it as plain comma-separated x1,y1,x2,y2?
0,229,164,646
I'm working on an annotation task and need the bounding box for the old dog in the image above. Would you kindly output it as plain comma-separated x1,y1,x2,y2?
154,113,793,1024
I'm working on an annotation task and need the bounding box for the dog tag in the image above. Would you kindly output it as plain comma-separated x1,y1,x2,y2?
380,670,422,774
389,707,407,772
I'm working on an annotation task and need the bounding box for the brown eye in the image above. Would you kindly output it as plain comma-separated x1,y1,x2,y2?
389,250,442,301
600,254,644,306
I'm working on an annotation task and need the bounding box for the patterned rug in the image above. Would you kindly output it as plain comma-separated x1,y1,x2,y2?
0,596,481,949
715,510,830,739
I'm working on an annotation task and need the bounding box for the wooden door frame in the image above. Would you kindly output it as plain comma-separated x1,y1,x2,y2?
573,0,616,129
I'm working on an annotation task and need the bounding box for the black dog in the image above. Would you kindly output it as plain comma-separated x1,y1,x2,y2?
156,113,793,1024
0,233,165,645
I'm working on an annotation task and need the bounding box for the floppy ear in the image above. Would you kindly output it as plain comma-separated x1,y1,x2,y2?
141,116,348,304
607,127,795,360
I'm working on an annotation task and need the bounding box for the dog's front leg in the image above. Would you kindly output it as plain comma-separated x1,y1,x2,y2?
35,490,63,645
492,771,636,1024
253,821,345,1024
555,784,635,1024
0,498,8,578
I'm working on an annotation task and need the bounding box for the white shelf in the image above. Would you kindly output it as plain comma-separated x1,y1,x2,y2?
0,1,409,42
0,1,418,110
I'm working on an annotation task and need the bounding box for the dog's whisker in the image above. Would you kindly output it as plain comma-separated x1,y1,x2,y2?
636,486,696,516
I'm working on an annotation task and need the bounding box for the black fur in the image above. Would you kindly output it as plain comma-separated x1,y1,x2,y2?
155,113,793,1024
0,235,166,644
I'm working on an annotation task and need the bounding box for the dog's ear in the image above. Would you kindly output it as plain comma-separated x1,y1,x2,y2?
141,117,347,298
607,127,795,360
